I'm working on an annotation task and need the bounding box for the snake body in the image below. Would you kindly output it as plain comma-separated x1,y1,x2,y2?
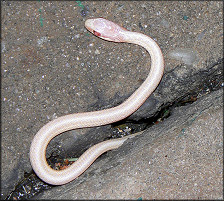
30,18,164,185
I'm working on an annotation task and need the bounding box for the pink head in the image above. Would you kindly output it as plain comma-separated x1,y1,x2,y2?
85,18,128,42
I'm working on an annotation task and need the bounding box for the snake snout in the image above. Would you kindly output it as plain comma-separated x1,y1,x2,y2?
85,18,127,42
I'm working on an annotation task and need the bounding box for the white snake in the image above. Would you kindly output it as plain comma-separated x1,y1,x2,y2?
30,18,164,185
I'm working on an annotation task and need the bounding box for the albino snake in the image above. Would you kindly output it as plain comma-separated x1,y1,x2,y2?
30,18,164,185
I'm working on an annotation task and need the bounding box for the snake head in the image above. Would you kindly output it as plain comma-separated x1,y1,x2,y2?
85,18,128,42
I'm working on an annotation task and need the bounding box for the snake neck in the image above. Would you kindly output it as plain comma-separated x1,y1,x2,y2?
117,31,164,111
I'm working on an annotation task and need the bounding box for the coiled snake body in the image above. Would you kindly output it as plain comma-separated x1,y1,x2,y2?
30,18,164,185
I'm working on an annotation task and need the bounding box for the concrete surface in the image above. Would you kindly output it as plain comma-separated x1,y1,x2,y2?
1,1,223,199
34,89,223,200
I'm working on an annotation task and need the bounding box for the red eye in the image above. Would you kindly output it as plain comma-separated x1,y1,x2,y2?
93,30,101,37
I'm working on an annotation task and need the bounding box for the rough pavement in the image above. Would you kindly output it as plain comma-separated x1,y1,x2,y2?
1,1,223,199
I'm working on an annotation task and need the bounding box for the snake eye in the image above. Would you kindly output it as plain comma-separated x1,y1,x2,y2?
93,30,101,37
